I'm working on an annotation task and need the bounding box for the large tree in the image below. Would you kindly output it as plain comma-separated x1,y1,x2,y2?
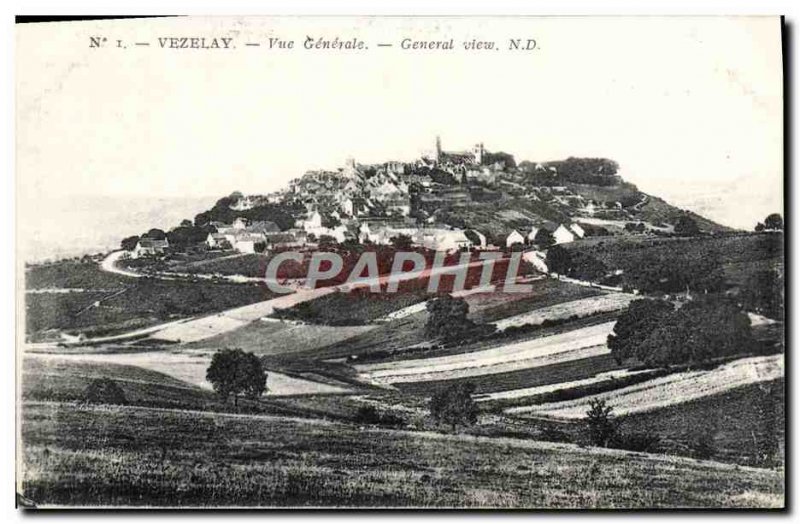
206,349,268,407
607,299,675,364
425,294,475,340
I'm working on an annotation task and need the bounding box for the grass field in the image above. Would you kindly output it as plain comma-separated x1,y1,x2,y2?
20,402,783,508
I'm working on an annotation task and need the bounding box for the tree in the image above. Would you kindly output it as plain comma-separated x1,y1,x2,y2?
584,399,618,447
430,382,478,432
755,222,766,232
120,235,140,251
607,299,675,364
180,219,193,227
317,235,339,249
206,349,268,407
674,216,700,236
764,213,783,231
425,294,475,340
533,229,555,249
390,234,414,250
545,245,572,275
321,214,342,228
622,297,754,367
145,228,167,240
167,224,207,251
740,269,784,319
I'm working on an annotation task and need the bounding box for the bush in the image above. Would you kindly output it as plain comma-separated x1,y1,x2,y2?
84,378,127,405
584,399,618,447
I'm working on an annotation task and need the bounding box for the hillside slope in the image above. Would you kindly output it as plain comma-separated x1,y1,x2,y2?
21,402,783,508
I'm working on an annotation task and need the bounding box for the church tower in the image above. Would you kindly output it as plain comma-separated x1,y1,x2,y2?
473,142,485,164
435,135,442,163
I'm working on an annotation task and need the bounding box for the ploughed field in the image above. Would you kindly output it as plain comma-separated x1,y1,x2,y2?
20,402,783,508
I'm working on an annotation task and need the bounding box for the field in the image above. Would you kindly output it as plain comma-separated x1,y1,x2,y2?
270,288,431,326
20,402,783,508
26,260,132,290
189,320,375,356
493,293,634,330
508,354,784,419
463,278,602,323
395,353,624,396
24,260,274,342
165,253,269,278
356,321,617,385
621,379,785,467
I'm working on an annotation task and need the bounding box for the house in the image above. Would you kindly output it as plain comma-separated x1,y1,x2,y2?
569,223,586,239
506,230,525,248
131,238,169,259
553,224,577,244
206,233,231,250
302,211,323,230
232,233,265,254
416,229,472,252
232,217,248,230
230,196,255,211
340,198,354,216
527,226,540,243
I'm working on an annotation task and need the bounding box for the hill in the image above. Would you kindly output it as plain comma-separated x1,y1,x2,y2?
103,149,733,264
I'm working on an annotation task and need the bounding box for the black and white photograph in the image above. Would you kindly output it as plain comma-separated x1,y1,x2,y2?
14,14,786,509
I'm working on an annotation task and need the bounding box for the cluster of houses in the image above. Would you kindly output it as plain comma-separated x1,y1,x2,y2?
505,222,586,248
126,139,601,260
206,217,308,254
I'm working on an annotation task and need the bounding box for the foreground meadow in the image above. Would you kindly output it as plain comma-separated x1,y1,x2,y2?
20,402,783,508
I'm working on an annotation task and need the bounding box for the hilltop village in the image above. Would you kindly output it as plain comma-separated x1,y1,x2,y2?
125,138,659,260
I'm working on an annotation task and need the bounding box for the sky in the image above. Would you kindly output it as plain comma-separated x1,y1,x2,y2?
17,16,783,231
